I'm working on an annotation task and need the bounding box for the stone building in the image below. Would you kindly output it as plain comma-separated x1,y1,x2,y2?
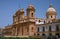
3,4,60,38
0,28,4,37
36,4,60,38
12,4,36,37
3,25,12,36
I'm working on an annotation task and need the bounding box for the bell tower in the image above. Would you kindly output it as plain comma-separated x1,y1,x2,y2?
46,4,57,23
26,4,35,19
26,4,36,36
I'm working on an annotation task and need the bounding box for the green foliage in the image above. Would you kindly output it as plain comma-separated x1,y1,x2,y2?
0,37,41,39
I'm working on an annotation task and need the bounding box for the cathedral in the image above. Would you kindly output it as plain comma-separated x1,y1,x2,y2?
2,4,60,38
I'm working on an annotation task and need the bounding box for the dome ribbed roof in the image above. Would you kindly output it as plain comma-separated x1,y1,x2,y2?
47,4,56,12
28,4,33,8
27,4,35,9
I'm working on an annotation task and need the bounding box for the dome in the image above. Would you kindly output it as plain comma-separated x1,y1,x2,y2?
47,7,56,12
27,4,35,12
28,4,34,8
47,4,56,12
27,4,35,10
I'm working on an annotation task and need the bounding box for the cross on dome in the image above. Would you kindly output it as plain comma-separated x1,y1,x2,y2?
49,4,53,8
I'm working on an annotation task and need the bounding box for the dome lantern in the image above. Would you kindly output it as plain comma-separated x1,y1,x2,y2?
49,4,53,8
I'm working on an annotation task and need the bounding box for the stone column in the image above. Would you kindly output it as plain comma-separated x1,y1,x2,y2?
22,25,23,36
12,28,14,36
15,27,17,36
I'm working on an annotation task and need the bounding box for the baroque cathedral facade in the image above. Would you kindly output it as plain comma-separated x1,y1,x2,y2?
3,4,60,38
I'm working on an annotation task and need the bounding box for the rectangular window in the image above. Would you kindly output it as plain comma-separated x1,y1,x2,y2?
37,27,39,32
49,26,51,32
43,27,45,32
56,25,59,31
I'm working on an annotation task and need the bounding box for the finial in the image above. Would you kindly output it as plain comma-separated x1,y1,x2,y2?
29,4,33,7
49,3,53,8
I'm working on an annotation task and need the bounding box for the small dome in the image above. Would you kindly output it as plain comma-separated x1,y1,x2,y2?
28,4,33,8
47,7,56,12
27,4,35,9
47,4,56,12
27,4,35,12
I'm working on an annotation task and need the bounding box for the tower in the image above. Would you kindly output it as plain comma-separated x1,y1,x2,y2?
46,4,57,23
26,4,36,36
26,4,35,19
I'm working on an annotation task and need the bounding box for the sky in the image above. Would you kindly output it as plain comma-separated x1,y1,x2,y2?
0,0,60,28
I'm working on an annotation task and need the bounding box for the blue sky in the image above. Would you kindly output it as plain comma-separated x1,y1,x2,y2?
0,0,60,28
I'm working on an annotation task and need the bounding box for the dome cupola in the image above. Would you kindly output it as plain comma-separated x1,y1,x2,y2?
26,4,35,12
26,4,35,19
47,4,56,13
46,4,57,23
46,4,57,16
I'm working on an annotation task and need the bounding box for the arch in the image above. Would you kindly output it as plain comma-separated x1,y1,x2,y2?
31,27,33,30
37,33,40,36
31,27,34,32
51,16,52,18
42,33,45,36
56,33,60,38
49,33,52,36
39,20,41,23
31,13,33,17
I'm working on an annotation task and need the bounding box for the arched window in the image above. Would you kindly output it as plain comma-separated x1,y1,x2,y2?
44,21,45,24
49,33,52,36
31,27,34,32
37,33,40,36
39,20,41,23
32,27,33,30
34,33,36,36
31,13,33,17
56,33,60,38
51,16,52,18
42,33,45,36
